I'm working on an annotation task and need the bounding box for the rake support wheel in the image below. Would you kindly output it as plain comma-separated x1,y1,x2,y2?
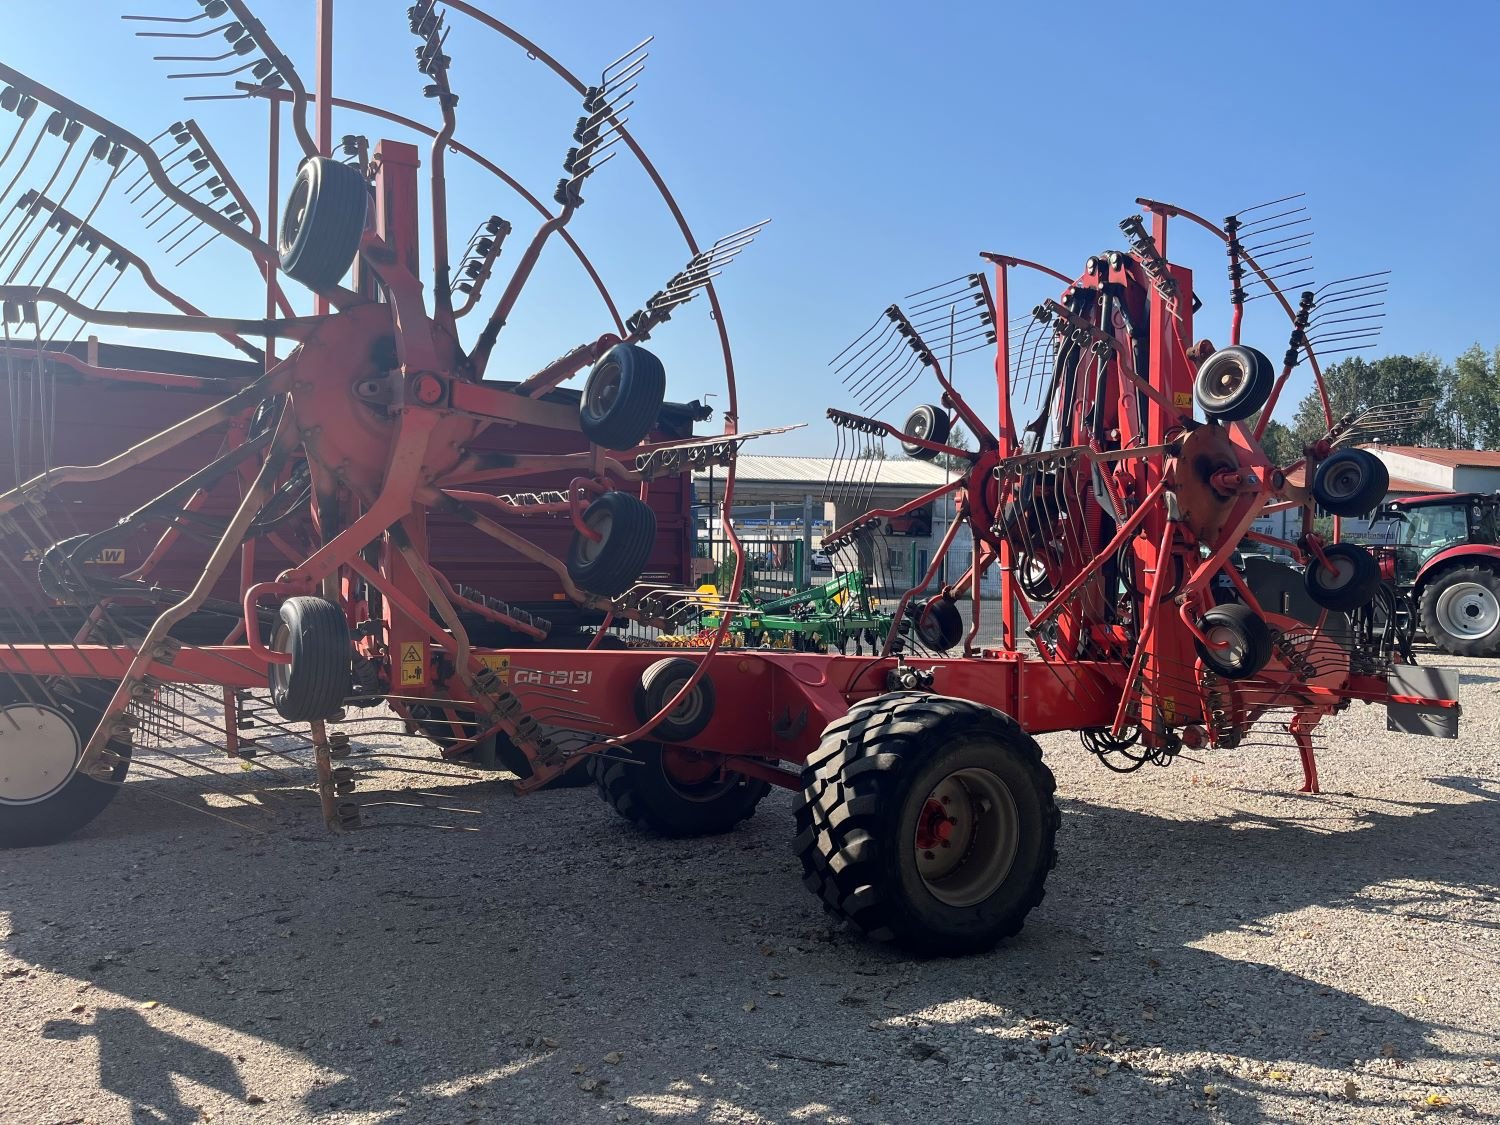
794,692,1058,957
567,492,657,598
269,597,352,722
0,681,132,848
1193,345,1274,422
1312,449,1389,517
900,404,951,460
278,156,369,291
1194,603,1272,679
579,343,667,450
1305,543,1380,612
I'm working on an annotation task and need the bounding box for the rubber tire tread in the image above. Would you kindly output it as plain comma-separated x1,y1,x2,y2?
636,657,715,741
793,692,1058,957
915,597,964,652
0,680,131,848
269,596,351,722
1193,345,1274,422
278,157,368,291
900,404,952,460
1194,602,1273,678
1303,543,1380,613
579,344,667,450
567,492,657,598
1312,449,1390,517
586,742,769,837
1419,564,1500,657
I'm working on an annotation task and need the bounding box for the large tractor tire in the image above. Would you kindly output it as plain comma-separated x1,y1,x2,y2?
794,692,1058,957
1420,565,1500,656
587,741,768,837
0,680,131,848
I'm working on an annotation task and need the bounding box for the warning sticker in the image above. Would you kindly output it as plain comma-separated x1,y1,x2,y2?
1173,392,1193,409
477,654,510,684
399,642,426,686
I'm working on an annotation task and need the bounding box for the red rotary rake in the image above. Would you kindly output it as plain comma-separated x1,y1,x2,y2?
0,4,1459,956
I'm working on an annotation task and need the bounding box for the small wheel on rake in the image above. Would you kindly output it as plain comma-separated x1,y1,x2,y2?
587,742,769,837
1194,603,1272,679
278,156,370,290
268,596,353,722
579,343,667,450
914,595,963,652
635,657,715,742
0,680,132,848
567,492,657,597
900,404,951,460
1304,543,1380,612
1312,449,1389,517
1193,345,1275,422
794,693,1058,957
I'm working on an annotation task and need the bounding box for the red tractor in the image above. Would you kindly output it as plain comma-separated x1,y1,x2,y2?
1372,492,1500,656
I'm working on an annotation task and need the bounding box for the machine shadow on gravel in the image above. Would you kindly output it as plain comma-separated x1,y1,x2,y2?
2,772,1495,1122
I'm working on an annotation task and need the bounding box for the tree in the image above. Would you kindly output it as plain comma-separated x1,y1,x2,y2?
856,441,887,460
934,423,971,472
1447,344,1500,449
1259,418,1298,465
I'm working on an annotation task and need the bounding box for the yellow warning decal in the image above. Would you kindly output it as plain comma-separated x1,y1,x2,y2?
476,654,511,683
1173,392,1193,409
399,642,426,686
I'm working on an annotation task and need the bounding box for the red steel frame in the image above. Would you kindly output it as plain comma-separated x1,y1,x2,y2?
0,4,1457,818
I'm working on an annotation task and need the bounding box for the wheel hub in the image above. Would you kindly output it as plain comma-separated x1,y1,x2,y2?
0,704,82,804
1436,582,1500,640
913,767,1020,908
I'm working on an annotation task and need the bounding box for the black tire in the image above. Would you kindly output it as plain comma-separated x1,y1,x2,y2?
915,596,963,652
900,404,951,460
268,596,352,722
567,492,656,597
635,658,715,742
587,742,769,837
1419,564,1500,657
0,679,131,848
1312,449,1389,517
1015,553,1056,600
1194,603,1273,678
1304,543,1380,612
1193,345,1274,421
794,693,1058,957
278,156,368,290
579,344,667,450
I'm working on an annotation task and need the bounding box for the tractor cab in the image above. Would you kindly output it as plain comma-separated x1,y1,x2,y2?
1373,493,1496,586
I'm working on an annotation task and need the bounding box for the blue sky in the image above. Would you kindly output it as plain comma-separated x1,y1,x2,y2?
3,1,1496,453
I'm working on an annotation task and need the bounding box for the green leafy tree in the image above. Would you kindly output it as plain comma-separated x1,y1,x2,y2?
934,424,972,472
1258,418,1298,465
1447,344,1500,449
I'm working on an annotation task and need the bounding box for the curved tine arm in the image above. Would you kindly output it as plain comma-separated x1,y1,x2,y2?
0,63,271,266
443,1,739,433
220,0,317,158
0,284,321,341
1135,196,1331,426
979,251,1073,285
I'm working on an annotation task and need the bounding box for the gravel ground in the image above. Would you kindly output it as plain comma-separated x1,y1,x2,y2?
2,650,1498,1124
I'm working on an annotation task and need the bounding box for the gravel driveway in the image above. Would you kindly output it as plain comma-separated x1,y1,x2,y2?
2,652,1497,1124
